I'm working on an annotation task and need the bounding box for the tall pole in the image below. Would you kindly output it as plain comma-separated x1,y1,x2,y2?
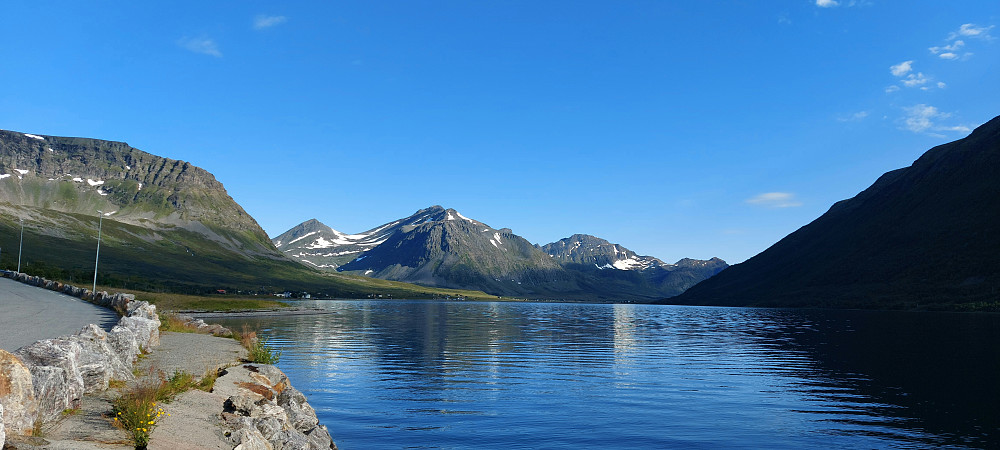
17,218,23,273
93,211,103,293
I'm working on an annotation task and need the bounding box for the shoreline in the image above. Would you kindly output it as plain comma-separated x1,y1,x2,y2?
0,272,338,449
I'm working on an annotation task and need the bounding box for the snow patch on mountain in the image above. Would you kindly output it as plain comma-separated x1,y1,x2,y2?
288,231,318,245
612,258,642,270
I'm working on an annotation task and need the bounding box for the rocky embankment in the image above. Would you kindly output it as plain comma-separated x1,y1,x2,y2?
0,272,336,449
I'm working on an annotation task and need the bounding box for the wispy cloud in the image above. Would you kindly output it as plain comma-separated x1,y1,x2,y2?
930,24,994,61
177,37,222,57
745,192,803,208
902,104,945,133
901,72,930,88
254,15,288,30
884,85,901,93
889,60,913,77
837,111,870,122
900,104,971,136
814,0,870,8
929,40,965,59
949,23,994,41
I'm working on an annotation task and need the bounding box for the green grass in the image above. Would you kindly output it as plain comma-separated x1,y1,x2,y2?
236,326,281,364
0,203,506,303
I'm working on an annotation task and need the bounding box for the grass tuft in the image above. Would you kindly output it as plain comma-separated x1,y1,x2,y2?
236,324,281,364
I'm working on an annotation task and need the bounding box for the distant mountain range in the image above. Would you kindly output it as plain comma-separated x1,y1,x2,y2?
663,114,1000,310
275,206,727,300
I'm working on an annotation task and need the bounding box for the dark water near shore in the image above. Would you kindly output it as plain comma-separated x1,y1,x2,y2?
215,301,1000,449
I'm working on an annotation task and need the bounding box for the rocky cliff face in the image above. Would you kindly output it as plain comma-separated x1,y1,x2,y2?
666,114,1000,309
0,129,273,254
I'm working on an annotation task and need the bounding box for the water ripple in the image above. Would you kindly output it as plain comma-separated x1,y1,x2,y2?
215,301,1000,449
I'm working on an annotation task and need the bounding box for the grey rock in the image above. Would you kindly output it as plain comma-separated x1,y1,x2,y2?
233,427,274,450
304,424,336,450
106,325,140,368
253,416,285,441
14,338,85,422
253,364,289,387
73,325,131,390
271,429,310,450
23,365,82,423
1,403,5,449
277,387,319,432
225,395,258,416
116,316,160,351
0,349,36,434
125,300,155,321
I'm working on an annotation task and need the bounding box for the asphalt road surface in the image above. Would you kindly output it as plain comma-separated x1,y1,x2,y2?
0,276,119,352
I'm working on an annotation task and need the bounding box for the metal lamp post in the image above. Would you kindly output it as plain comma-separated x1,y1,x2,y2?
93,211,104,293
17,217,24,273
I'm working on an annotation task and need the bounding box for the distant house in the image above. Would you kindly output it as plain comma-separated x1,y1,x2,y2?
216,289,226,294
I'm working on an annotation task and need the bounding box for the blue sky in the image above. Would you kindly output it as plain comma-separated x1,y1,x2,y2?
2,1,998,264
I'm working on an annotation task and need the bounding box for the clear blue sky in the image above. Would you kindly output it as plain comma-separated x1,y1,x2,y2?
2,1,998,264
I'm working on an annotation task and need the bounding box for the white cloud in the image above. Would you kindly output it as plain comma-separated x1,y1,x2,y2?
178,37,222,57
889,60,913,77
954,23,994,40
937,82,947,89
254,15,288,30
901,72,930,87
815,0,838,7
899,104,971,136
902,104,945,133
938,52,959,60
884,85,901,93
745,192,803,208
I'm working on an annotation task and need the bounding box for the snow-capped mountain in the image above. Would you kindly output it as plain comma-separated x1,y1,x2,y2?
273,206,486,269
275,206,727,301
542,234,671,271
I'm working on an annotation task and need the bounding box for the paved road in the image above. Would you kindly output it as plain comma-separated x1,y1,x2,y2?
0,277,119,352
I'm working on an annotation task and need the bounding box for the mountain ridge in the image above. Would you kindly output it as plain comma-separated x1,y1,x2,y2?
277,207,727,300
663,114,1000,310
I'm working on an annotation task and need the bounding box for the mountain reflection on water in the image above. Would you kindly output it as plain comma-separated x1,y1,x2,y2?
213,301,1000,449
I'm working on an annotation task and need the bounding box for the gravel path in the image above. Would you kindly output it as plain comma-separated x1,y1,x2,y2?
0,276,119,352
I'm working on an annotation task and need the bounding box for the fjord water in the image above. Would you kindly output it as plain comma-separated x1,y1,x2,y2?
215,301,1000,449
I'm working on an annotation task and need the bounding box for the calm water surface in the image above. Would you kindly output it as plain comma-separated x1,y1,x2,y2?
215,301,1000,449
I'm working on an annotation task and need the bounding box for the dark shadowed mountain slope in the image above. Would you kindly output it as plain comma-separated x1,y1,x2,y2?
664,115,1000,310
